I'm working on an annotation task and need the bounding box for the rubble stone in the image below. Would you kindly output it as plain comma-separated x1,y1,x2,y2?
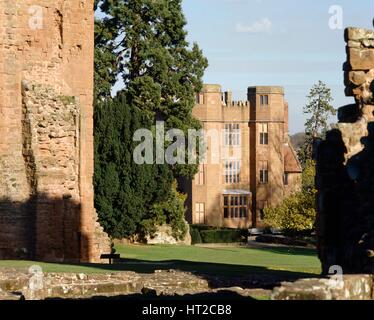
0,1,110,262
315,26,374,274
272,275,373,300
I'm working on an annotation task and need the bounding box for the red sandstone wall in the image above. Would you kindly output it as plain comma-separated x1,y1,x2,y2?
0,0,109,262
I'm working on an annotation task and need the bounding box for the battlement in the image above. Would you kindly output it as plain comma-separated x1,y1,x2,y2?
247,86,284,96
202,84,222,93
225,101,250,107
200,84,285,107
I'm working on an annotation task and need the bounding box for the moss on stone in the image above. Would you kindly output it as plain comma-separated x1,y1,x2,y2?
59,95,76,106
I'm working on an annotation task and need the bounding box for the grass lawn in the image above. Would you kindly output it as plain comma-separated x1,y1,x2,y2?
0,244,321,281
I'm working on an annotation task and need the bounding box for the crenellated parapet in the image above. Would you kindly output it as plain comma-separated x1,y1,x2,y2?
225,101,250,107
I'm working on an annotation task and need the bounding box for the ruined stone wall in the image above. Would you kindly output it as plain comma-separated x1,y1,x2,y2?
0,1,110,262
272,275,374,300
315,27,374,274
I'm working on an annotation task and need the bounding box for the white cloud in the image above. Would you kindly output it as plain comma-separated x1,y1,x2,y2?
236,18,272,33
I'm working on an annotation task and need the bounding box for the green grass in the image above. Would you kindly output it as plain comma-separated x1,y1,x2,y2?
117,244,318,271
0,244,320,281
116,244,320,277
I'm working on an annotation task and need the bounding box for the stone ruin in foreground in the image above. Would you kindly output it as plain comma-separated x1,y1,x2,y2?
271,25,374,300
0,0,110,262
315,26,374,275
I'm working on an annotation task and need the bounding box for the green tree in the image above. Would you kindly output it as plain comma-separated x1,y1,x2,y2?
96,0,208,177
94,94,174,238
263,160,317,234
94,0,208,239
141,181,188,240
299,81,336,166
94,1,118,100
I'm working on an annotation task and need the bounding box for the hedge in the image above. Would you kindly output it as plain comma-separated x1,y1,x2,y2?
190,225,248,244
190,228,202,244
200,229,244,243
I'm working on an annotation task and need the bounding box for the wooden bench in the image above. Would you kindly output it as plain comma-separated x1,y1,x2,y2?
100,253,120,264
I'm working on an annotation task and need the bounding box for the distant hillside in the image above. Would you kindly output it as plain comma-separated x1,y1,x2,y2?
290,132,306,151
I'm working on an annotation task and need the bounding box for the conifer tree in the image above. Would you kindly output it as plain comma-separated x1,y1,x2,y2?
94,94,173,238
96,0,208,177
94,1,118,100
299,81,336,166
94,1,208,238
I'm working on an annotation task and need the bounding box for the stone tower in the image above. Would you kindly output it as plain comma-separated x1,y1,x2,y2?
247,86,291,224
0,0,110,262
183,84,301,228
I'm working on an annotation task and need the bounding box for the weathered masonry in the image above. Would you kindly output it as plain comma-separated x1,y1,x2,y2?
315,27,374,274
0,0,110,262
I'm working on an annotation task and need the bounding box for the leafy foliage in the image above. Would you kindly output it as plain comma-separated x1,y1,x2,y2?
263,160,317,234
140,181,188,240
272,81,333,232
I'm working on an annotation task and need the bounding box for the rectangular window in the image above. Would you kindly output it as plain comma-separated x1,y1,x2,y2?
259,123,269,145
223,195,249,219
195,202,205,224
195,164,205,185
257,200,268,221
224,124,240,146
196,93,204,104
224,160,241,184
260,95,269,106
284,172,289,186
259,160,269,184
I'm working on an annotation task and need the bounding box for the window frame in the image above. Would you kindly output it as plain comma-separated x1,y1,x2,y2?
223,195,249,219
284,172,289,186
259,123,269,145
196,93,204,104
259,160,269,184
260,95,269,107
195,164,205,185
224,123,241,146
195,202,205,224
224,160,241,184
257,200,268,221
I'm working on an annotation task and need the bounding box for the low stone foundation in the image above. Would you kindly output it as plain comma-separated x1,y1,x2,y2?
3,269,373,300
0,269,209,300
272,275,374,300
0,269,276,300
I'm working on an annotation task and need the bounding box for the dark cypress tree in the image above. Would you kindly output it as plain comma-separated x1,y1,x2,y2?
94,94,173,238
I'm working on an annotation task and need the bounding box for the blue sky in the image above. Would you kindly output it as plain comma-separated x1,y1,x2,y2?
181,0,374,133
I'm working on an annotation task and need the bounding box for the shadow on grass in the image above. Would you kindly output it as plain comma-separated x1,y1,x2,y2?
243,245,317,257
195,242,317,257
